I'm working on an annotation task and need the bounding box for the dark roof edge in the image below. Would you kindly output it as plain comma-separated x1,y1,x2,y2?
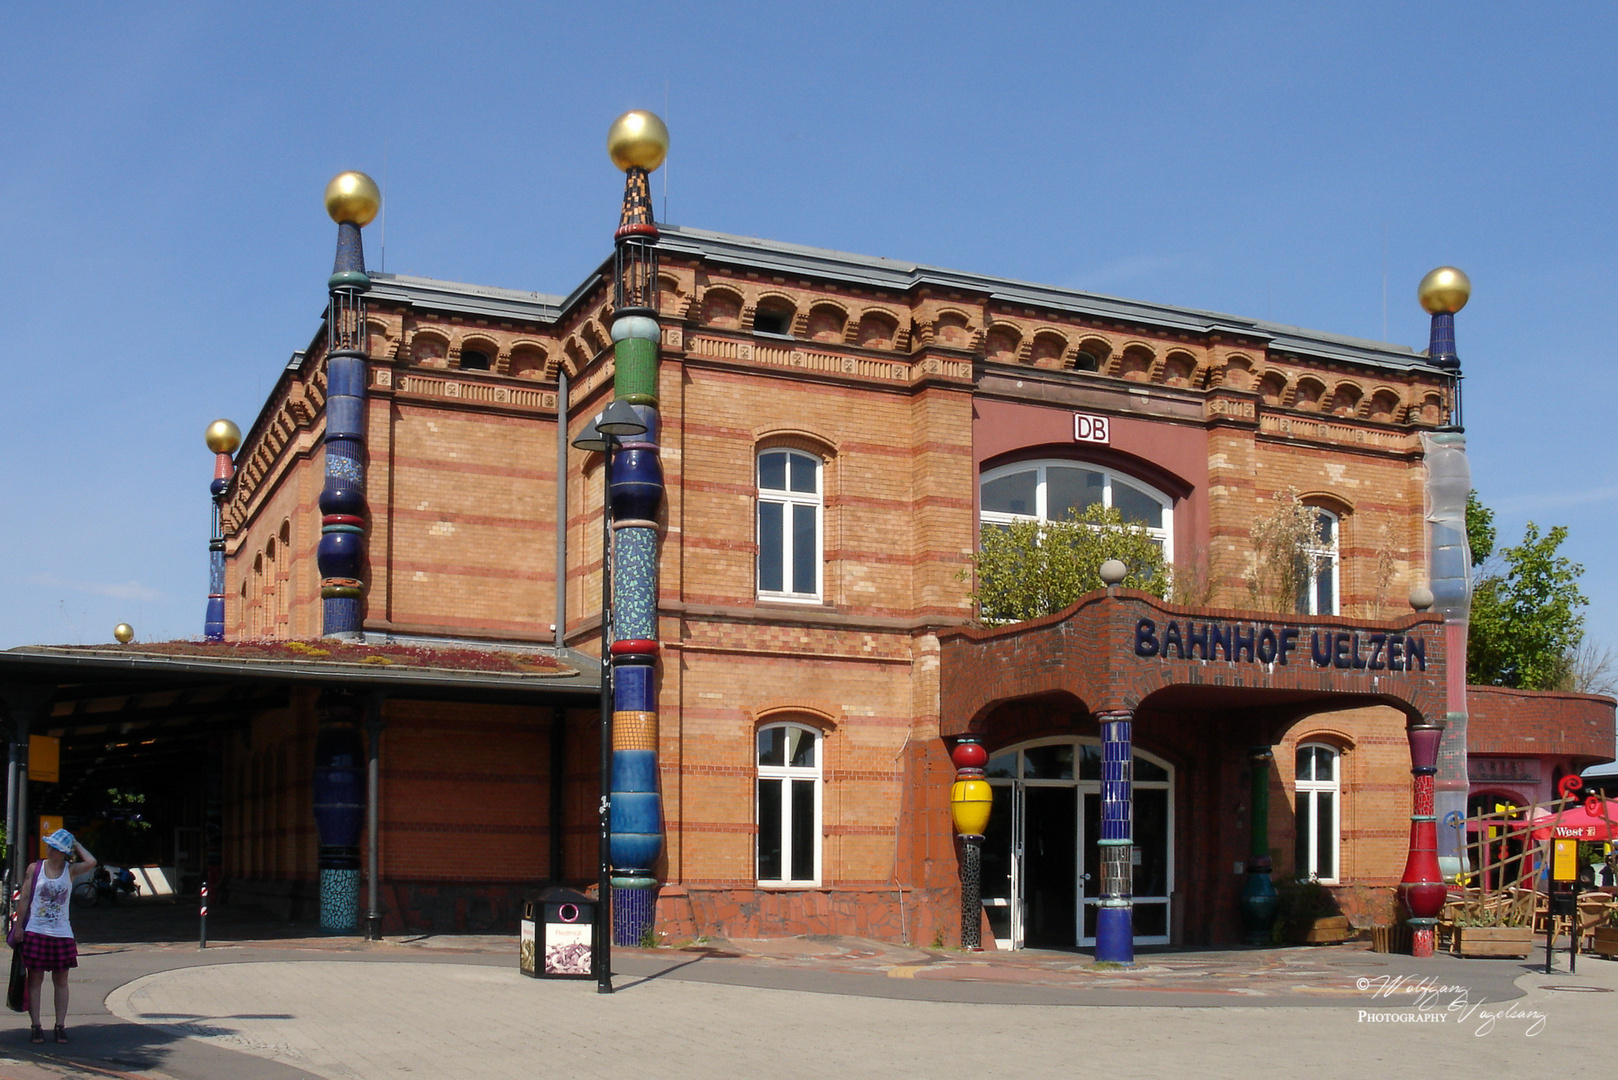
0,648,601,697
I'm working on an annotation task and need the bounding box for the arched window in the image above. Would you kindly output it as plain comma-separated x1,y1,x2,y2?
757,449,823,602
1299,509,1339,616
979,460,1173,560
1294,743,1341,882
756,723,822,885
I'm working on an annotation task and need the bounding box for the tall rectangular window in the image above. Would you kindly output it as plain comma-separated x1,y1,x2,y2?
757,723,822,886
757,450,823,601
1295,744,1340,882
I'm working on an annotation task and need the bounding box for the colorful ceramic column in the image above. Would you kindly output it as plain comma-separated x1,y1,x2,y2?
1400,720,1447,956
949,738,991,950
312,691,366,933
604,112,670,947
317,171,381,640
204,419,241,641
1095,709,1134,964
1418,267,1473,886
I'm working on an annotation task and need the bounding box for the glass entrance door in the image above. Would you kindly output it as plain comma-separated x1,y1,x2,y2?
984,738,1173,950
1022,786,1078,949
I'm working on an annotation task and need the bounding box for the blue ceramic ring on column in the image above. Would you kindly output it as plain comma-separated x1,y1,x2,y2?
317,529,365,580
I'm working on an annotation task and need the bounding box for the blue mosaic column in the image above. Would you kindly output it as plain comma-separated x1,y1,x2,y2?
203,419,241,641
1095,709,1135,964
605,112,669,946
317,172,381,640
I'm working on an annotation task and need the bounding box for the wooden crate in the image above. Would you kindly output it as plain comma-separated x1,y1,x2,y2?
1455,926,1534,959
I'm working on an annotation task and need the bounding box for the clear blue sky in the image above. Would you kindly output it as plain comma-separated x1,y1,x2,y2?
2,2,1614,660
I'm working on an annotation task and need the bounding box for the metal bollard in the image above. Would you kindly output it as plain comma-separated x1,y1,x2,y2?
199,881,208,949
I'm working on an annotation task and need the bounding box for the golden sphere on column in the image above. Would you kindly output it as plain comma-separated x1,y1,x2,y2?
113,624,134,644
1417,266,1471,314
205,418,242,455
607,111,669,172
324,170,381,226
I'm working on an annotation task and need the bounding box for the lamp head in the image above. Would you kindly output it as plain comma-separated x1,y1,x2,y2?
596,400,648,438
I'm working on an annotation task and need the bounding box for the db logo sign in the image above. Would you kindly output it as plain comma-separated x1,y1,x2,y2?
1073,413,1110,444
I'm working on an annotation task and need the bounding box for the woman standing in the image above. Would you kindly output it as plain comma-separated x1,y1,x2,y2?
12,829,95,1044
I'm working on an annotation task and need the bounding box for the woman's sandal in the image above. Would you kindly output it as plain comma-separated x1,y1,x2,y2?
53,1025,66,1044
29,1024,42,1043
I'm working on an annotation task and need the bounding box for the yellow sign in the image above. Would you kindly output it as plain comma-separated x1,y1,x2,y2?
27,735,58,784
1551,838,1579,883
37,816,62,861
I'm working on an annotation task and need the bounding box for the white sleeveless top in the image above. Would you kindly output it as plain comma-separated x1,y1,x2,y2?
26,861,74,938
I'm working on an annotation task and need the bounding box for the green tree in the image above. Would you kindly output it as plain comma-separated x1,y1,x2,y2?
967,503,1168,625
1465,490,1495,566
1467,518,1587,690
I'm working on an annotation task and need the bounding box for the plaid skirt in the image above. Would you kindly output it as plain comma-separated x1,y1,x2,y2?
20,932,77,972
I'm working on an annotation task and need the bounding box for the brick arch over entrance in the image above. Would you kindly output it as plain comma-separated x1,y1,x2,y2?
939,591,1447,738
940,592,1450,948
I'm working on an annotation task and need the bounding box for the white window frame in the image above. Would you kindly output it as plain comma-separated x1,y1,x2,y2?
757,449,824,603
1299,508,1340,616
756,722,823,887
1294,743,1341,883
978,460,1174,562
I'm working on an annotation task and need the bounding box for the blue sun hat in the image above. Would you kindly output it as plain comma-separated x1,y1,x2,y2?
43,829,74,854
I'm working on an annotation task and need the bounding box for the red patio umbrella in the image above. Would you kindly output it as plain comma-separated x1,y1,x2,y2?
1527,798,1618,842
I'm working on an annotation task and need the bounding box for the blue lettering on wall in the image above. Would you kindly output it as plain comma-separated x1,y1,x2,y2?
1187,621,1209,660
1135,618,1159,657
1129,619,1424,674
1163,620,1184,659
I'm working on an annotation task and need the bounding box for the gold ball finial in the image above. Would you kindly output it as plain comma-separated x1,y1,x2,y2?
1418,266,1471,314
205,418,242,455
607,110,669,172
324,170,381,226
113,623,134,644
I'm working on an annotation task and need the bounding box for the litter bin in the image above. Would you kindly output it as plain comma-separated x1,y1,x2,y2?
521,886,596,979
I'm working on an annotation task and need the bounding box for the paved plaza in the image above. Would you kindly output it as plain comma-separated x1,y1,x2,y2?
0,910,1612,1080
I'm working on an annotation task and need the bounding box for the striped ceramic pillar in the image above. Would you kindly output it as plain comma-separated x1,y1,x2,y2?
317,171,380,640
604,112,669,946
204,419,241,641
1095,709,1134,964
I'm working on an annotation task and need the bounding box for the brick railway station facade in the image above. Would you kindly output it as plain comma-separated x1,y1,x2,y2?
5,198,1610,949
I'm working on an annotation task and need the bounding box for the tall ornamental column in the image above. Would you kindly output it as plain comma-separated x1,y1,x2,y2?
1094,709,1135,964
603,112,669,947
317,171,381,640
1418,266,1473,884
204,419,241,641
948,738,991,950
1400,720,1447,957
312,691,366,933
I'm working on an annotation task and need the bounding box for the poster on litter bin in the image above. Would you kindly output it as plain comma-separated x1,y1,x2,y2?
544,921,591,976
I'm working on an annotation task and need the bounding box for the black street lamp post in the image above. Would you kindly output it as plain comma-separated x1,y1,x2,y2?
571,401,647,995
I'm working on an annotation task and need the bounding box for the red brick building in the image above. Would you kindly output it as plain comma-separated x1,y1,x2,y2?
148,226,1618,945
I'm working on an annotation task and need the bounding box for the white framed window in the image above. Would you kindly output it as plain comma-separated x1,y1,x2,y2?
1294,743,1341,882
757,723,822,886
978,460,1173,561
1299,508,1339,616
757,449,823,602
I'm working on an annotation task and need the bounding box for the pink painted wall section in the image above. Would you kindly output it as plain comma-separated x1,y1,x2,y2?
972,397,1210,559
